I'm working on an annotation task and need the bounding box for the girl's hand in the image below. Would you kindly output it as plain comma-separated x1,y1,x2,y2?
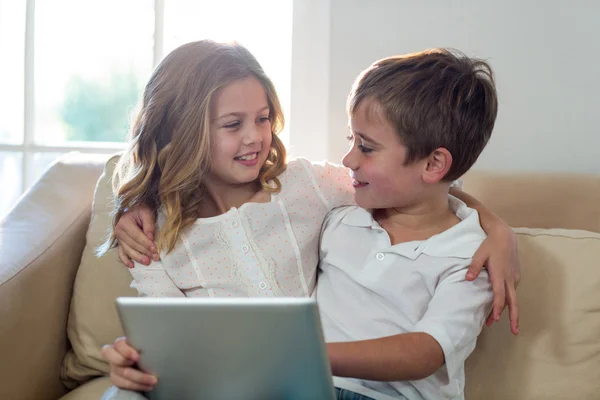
467,224,521,335
101,337,158,392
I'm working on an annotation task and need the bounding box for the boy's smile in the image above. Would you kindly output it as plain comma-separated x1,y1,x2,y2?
350,172,368,188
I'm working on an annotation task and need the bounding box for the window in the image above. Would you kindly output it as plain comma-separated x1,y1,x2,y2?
0,0,292,218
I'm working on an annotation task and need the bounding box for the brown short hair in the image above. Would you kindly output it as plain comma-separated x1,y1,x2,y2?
347,48,498,181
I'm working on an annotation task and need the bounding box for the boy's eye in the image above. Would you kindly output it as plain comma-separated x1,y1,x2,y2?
347,133,372,153
358,144,373,154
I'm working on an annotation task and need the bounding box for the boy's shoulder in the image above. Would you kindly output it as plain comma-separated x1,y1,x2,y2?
321,206,372,240
423,196,487,260
324,205,366,225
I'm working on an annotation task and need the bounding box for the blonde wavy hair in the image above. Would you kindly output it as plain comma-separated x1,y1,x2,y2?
98,40,287,255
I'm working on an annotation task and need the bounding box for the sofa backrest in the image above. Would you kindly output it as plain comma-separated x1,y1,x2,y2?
463,170,600,233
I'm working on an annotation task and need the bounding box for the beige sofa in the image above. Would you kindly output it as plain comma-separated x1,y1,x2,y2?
1,152,599,400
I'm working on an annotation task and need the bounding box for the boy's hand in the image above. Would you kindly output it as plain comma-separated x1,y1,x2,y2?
101,337,158,392
466,224,520,336
115,204,159,268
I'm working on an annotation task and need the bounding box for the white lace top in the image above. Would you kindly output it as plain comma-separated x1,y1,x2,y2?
129,158,355,298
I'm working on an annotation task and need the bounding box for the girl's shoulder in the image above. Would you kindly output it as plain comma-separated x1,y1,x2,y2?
276,158,310,186
282,157,312,174
279,158,347,184
277,158,326,192
276,158,353,209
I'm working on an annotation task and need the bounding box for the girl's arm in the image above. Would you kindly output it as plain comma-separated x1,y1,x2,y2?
128,258,185,297
450,187,520,335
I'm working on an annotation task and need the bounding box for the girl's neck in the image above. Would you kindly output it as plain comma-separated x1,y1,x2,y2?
200,179,269,218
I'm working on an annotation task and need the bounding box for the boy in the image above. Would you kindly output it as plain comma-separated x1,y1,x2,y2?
318,49,497,399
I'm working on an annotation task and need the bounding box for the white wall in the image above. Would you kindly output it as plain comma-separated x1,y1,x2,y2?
290,0,600,173
289,0,331,161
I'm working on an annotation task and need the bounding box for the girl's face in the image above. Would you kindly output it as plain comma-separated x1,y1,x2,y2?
206,77,273,188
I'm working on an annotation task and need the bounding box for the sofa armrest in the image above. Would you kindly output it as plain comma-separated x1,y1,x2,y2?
0,153,109,400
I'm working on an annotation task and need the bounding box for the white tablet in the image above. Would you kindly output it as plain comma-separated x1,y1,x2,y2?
116,297,335,400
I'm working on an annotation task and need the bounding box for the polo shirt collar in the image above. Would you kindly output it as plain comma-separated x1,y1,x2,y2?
340,196,487,259
340,206,376,228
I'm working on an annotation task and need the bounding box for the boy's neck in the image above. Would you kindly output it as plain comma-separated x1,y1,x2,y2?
374,191,459,245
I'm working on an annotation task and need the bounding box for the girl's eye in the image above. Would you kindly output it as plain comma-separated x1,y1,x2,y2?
258,116,270,123
358,144,373,154
223,121,241,129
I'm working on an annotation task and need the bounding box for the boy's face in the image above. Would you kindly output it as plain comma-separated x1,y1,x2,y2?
342,98,427,210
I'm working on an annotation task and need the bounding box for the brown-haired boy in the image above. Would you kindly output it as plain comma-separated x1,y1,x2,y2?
317,49,498,399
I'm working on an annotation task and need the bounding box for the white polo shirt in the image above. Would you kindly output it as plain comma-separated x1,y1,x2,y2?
317,196,493,400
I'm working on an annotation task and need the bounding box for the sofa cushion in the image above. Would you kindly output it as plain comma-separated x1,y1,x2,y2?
465,228,600,399
61,154,137,387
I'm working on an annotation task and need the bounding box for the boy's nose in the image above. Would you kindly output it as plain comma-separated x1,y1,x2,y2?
342,148,358,170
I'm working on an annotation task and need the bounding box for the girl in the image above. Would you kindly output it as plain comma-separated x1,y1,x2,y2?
101,40,519,398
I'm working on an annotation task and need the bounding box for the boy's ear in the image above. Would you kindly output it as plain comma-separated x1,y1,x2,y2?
422,148,452,184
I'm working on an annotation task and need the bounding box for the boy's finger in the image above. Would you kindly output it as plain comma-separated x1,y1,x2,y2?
117,245,134,268
121,241,150,266
116,211,155,254
118,224,155,258
138,206,156,243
